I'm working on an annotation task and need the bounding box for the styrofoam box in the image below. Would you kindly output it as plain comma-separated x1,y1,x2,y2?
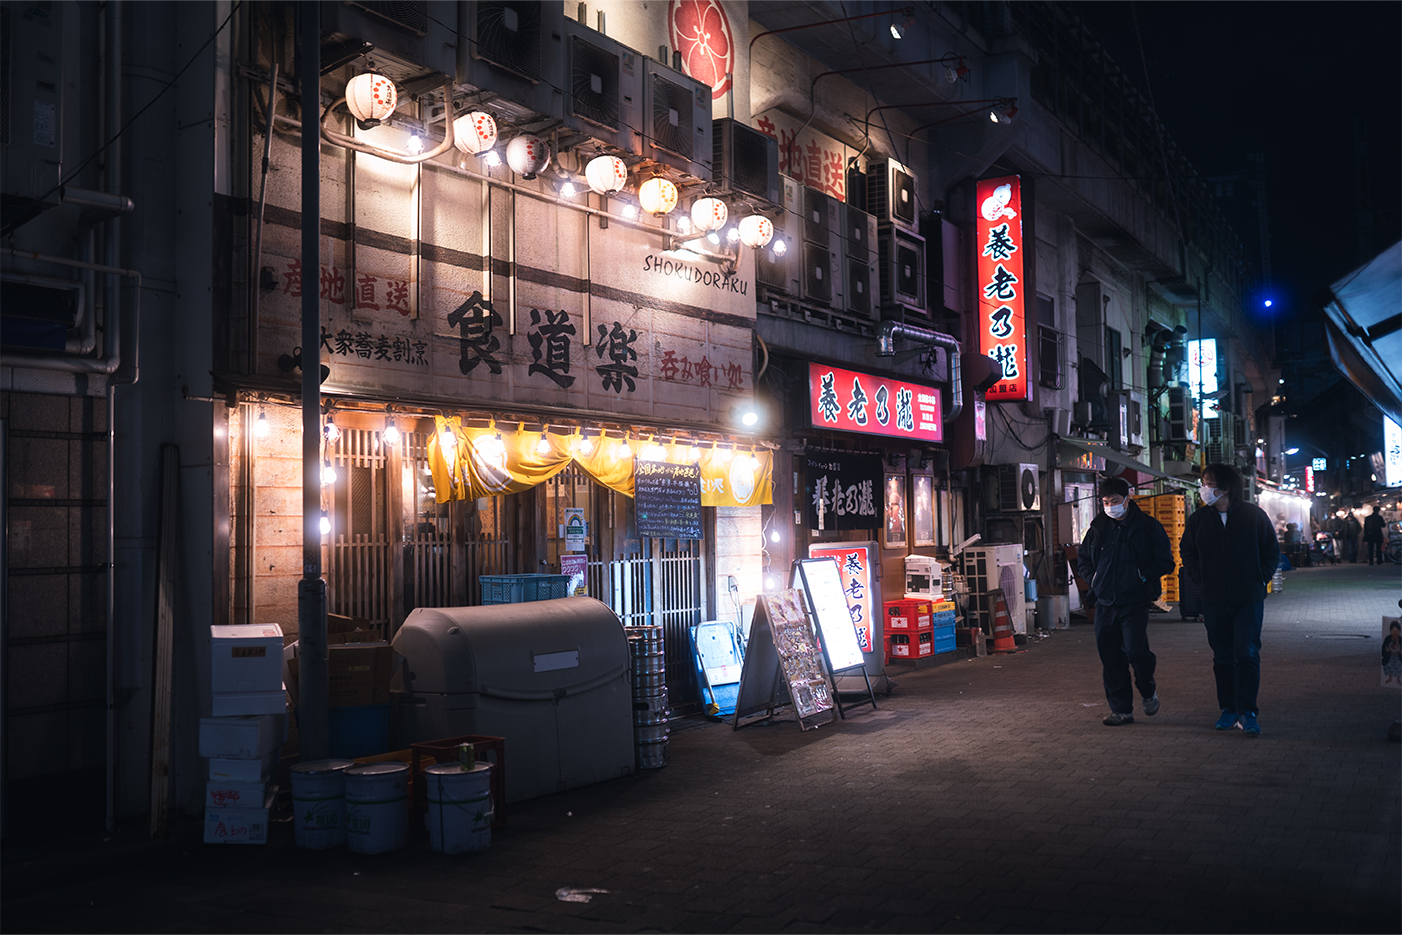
205,778,268,809
204,787,275,845
198,714,281,759
211,624,284,694
209,752,277,782
212,685,286,717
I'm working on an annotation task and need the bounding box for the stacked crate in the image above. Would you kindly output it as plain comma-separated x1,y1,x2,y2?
884,598,933,662
479,574,572,604
1134,494,1186,601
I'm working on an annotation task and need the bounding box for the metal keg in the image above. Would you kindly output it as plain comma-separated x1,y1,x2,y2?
636,741,669,770
635,723,669,744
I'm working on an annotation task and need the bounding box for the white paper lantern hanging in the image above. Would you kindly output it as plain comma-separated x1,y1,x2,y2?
690,197,728,232
584,155,628,194
505,134,551,179
345,73,397,125
453,111,498,155
738,214,775,248
638,177,678,216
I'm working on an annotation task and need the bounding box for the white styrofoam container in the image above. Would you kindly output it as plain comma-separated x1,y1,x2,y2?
204,786,275,845
205,778,269,809
198,714,281,759
211,624,284,694
211,685,286,717
209,751,277,782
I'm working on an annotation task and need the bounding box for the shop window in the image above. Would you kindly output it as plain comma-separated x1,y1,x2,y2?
1038,293,1062,389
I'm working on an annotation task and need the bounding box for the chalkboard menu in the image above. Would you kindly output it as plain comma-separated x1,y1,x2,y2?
634,459,702,539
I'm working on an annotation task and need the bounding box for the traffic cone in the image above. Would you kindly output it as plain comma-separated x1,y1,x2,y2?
991,592,1017,653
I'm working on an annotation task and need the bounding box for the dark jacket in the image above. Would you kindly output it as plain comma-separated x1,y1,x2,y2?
1363,513,1385,543
1180,500,1279,606
1077,500,1176,606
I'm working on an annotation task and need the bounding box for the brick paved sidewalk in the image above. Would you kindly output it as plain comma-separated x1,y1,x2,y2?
4,563,1398,934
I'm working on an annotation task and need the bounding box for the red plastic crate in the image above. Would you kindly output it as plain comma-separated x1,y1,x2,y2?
887,630,934,662
884,599,933,631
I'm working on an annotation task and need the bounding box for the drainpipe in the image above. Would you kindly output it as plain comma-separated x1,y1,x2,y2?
876,319,963,424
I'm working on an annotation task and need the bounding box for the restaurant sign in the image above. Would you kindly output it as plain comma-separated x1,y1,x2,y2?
807,362,943,442
975,175,1029,401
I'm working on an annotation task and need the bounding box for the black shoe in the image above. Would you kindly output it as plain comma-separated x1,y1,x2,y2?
1103,712,1134,726
1143,694,1160,716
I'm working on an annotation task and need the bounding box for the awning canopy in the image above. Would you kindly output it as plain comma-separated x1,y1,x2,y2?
1056,438,1195,488
1315,241,1402,426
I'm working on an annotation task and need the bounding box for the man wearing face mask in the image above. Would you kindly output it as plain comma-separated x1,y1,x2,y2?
1077,476,1177,726
1179,462,1279,736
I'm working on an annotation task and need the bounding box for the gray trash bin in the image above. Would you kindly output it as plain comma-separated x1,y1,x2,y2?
392,596,633,803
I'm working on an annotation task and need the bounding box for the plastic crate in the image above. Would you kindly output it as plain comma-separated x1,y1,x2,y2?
479,574,571,604
933,623,956,654
887,630,934,661
884,599,933,630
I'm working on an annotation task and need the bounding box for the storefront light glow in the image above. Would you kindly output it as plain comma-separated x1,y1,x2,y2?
769,529,781,543
405,133,423,154
345,73,397,125
738,214,774,247
614,439,633,460
452,111,498,155
690,197,728,232
323,417,340,443
321,461,337,485
559,180,577,198
254,409,269,438
382,418,400,446
641,442,667,461
483,150,502,167
771,236,787,256
584,155,628,194
535,434,552,455
576,435,594,454
621,203,638,219
1384,416,1402,487
638,177,678,216
726,227,740,243
319,512,331,536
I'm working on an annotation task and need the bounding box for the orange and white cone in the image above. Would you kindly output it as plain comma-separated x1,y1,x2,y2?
991,593,1017,653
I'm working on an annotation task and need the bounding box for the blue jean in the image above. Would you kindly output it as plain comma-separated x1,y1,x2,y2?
1094,602,1156,715
1202,602,1264,715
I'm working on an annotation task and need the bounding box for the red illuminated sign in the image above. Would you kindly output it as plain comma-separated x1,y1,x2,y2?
1305,466,1315,493
807,362,943,442
975,175,1028,401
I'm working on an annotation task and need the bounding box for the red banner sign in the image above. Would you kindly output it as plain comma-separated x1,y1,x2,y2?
807,362,943,442
975,175,1028,401
808,544,874,653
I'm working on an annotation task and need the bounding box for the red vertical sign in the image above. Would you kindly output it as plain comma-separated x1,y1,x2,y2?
807,544,874,653
975,176,1028,401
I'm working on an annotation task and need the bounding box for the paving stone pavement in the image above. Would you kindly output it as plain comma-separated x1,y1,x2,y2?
4,563,1399,934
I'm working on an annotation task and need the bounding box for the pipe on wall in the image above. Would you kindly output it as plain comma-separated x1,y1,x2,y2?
876,319,964,424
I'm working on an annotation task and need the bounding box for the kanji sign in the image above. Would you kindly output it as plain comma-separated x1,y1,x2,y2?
808,544,876,654
976,176,1029,401
807,362,943,442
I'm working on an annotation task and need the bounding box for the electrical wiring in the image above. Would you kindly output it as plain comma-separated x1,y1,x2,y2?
992,404,1050,454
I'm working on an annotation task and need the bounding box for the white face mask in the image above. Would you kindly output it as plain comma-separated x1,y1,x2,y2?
1106,501,1127,519
1200,485,1222,506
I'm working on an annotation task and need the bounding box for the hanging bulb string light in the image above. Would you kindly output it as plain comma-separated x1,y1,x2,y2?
317,76,458,165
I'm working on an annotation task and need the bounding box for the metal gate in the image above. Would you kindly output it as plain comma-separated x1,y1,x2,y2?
326,428,392,628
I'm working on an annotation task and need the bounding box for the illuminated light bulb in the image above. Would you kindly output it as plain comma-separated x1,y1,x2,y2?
726,227,740,243
323,417,341,443
621,203,638,219
439,429,457,452
406,133,424,154
890,22,905,39
771,236,788,257
475,433,506,460
764,575,776,589
382,418,401,447
707,231,720,245
536,435,552,455
584,155,628,194
484,150,502,168
577,436,594,455
319,512,331,536
688,446,701,462
677,215,693,234
641,443,667,462
345,73,397,125
452,111,498,154
739,214,774,248
990,109,1000,123
614,440,632,460
770,529,781,543
741,409,760,428
321,461,338,485
1264,299,1273,308
560,180,577,198
255,409,270,438
690,196,728,232
638,177,678,216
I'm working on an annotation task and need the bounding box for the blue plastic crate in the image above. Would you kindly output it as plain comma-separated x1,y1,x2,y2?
933,623,956,654
479,574,572,604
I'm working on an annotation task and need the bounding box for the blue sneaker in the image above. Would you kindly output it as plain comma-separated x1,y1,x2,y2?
1239,712,1260,736
1214,710,1239,731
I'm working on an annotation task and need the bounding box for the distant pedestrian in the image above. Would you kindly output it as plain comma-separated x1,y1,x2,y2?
1363,510,1385,565
1179,463,1280,737
1343,512,1362,562
1383,621,1402,686
1077,477,1176,727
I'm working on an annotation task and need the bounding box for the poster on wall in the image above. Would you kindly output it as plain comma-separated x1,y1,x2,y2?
807,543,876,654
912,474,935,546
975,175,1029,401
560,554,588,597
884,474,908,550
804,449,882,530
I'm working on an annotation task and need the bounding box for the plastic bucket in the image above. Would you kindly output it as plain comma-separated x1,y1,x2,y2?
290,759,355,849
344,762,409,854
423,763,494,855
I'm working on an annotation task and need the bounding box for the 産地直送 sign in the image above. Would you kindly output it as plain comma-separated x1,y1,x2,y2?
976,176,1028,401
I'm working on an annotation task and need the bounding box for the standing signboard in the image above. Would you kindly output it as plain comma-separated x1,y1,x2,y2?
807,543,876,654
634,459,702,539
732,590,839,731
792,558,879,716
975,175,1029,401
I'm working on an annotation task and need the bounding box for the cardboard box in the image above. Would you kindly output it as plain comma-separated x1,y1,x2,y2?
209,752,277,782
211,685,286,717
210,624,284,694
204,786,275,845
198,714,281,759
287,642,394,708
205,778,269,809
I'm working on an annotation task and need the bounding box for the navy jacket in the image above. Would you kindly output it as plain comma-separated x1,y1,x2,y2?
1179,500,1279,606
1077,500,1177,606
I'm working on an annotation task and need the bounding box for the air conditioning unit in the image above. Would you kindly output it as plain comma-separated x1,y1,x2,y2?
799,186,843,307
1128,390,1147,447
559,17,641,154
460,1,565,118
956,544,1027,635
993,463,1041,513
866,158,917,232
877,225,927,314
713,119,780,206
1167,386,1198,443
642,57,712,181
324,0,459,82
1105,389,1130,451
1232,414,1250,449
1203,412,1238,465
755,176,800,295
843,204,879,320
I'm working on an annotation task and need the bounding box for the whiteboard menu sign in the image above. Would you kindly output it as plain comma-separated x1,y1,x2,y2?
794,558,866,672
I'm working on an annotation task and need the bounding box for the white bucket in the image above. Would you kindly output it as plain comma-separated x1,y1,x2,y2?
344,762,409,854
290,759,355,849
424,763,494,855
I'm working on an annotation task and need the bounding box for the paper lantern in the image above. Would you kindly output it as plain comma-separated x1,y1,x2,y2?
738,214,774,247
345,73,397,125
638,177,678,216
505,134,551,179
690,197,728,232
453,111,498,154
584,155,628,194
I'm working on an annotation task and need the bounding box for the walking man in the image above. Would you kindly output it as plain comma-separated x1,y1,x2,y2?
1362,509,1385,565
1077,477,1176,726
1179,463,1279,736
1342,511,1361,563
